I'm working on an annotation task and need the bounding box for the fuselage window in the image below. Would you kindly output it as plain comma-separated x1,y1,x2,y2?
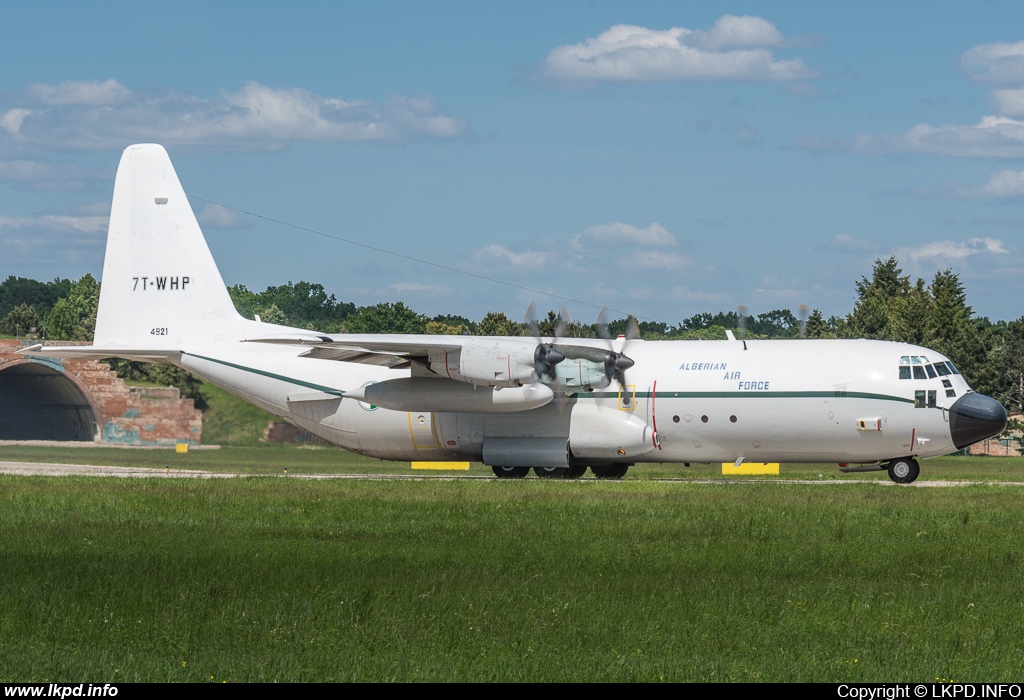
915,390,926,408
933,362,951,377
913,366,927,380
928,390,937,408
946,389,957,398
899,366,911,379
925,364,937,379
942,379,952,388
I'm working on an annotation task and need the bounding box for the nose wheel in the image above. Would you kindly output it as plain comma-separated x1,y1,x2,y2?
886,457,920,484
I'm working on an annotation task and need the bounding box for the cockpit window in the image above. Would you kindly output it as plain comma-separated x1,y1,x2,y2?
899,355,945,379
947,361,960,375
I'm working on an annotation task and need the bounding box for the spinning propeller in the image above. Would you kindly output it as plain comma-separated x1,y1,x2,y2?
797,304,810,339
523,304,638,393
524,302,566,384
594,307,637,389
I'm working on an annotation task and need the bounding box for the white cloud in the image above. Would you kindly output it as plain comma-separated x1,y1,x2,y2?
1,109,31,136
796,40,1024,160
904,169,1024,199
573,221,675,248
0,80,467,151
196,203,246,228
26,79,131,106
0,205,108,272
0,159,103,190
896,237,1009,263
623,250,692,269
961,41,1024,84
796,115,1024,158
957,169,1024,198
683,15,786,51
0,213,107,234
538,17,816,85
993,87,1024,116
473,244,556,269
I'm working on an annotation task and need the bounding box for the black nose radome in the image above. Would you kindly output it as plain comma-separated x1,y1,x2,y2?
949,392,1008,450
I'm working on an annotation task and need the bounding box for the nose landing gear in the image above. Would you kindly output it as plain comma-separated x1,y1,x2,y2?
886,457,920,484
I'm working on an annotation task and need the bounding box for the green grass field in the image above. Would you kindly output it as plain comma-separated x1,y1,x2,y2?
2,441,1023,481
1,453,1024,682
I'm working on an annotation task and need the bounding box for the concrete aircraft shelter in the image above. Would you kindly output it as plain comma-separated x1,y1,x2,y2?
0,340,202,445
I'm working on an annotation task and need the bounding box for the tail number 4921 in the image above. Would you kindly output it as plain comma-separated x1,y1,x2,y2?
150,327,168,335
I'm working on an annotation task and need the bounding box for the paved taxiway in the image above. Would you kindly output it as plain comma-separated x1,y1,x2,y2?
1,461,1022,486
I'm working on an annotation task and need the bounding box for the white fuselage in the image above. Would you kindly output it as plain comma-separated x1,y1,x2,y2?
178,337,965,465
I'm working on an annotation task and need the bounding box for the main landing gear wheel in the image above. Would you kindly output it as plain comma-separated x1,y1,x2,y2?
492,465,529,479
886,457,920,484
590,464,630,479
566,464,588,479
533,466,569,478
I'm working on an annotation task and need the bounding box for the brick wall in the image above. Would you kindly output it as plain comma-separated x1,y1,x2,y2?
0,340,202,445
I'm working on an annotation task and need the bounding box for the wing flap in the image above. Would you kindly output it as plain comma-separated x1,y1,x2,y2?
299,345,417,368
247,333,461,367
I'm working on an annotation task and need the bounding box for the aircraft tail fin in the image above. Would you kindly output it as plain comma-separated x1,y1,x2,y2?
93,144,245,348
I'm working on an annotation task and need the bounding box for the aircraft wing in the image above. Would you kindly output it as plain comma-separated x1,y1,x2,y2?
244,333,466,369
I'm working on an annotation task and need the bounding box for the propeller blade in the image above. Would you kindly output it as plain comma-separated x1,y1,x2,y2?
737,305,748,341
524,302,569,384
797,304,809,339
595,307,611,341
524,302,541,339
624,315,641,341
555,306,571,339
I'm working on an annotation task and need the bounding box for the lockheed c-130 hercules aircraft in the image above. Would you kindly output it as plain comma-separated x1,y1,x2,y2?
25,144,1008,483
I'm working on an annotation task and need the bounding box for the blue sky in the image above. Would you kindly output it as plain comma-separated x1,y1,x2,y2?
1,1,1022,324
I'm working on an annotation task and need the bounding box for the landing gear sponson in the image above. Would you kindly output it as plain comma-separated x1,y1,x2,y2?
490,464,631,479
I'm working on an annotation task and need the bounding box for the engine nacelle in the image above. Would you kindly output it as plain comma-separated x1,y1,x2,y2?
554,358,611,392
429,338,537,388
569,402,658,459
349,377,554,413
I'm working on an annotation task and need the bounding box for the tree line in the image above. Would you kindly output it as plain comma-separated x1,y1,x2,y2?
1,258,1021,416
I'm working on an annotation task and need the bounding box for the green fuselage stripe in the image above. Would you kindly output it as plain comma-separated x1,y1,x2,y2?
180,354,914,406
183,352,345,396
582,390,914,403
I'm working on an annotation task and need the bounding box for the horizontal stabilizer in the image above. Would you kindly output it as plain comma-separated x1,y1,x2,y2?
19,345,181,363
